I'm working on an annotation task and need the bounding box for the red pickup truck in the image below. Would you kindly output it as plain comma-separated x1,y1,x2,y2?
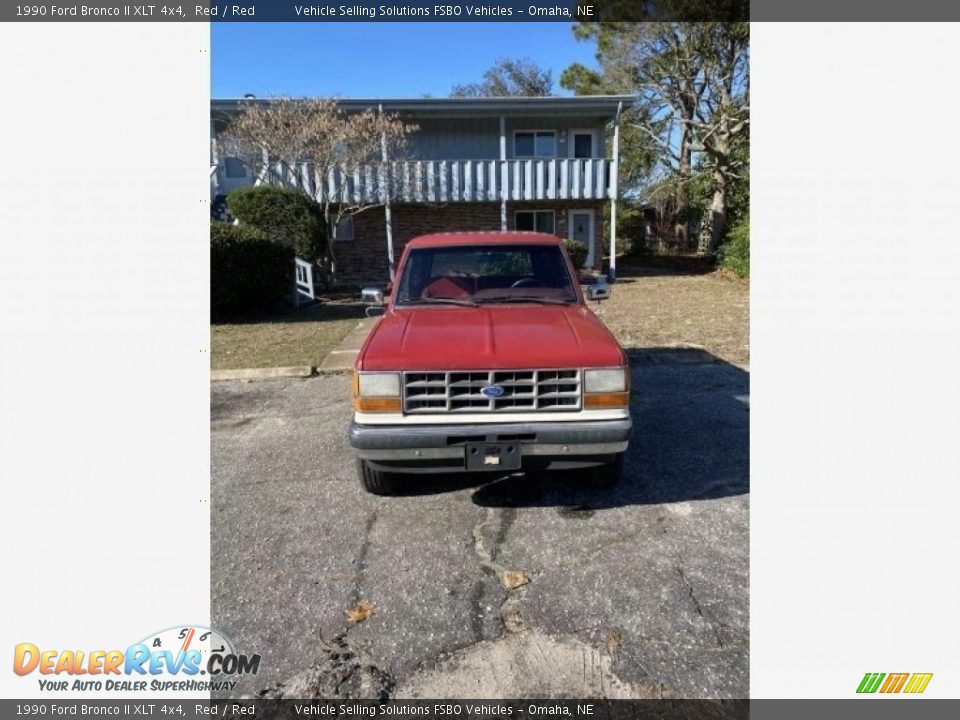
348,231,632,495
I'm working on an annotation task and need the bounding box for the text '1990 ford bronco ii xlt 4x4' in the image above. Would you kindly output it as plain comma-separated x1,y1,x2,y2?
348,231,632,495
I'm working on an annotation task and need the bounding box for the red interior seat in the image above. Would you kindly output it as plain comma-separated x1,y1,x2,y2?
421,276,473,298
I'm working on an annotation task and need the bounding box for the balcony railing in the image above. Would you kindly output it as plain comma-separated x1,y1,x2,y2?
233,158,614,204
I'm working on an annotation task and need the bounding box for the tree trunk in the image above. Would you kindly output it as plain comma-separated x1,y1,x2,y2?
698,164,728,255
674,124,692,244
323,203,337,288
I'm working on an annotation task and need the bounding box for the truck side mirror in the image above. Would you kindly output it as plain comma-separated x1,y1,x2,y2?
586,278,612,303
362,287,385,305
362,287,386,317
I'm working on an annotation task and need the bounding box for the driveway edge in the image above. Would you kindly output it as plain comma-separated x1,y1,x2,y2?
211,366,315,382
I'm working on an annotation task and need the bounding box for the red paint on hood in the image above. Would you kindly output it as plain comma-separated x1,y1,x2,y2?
357,305,626,371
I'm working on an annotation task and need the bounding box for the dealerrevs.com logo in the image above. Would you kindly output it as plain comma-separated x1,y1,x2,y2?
857,672,933,695
13,626,260,693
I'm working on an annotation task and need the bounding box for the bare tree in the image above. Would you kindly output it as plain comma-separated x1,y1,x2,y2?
563,23,748,253
451,57,553,97
690,23,749,253
219,97,417,279
565,24,708,243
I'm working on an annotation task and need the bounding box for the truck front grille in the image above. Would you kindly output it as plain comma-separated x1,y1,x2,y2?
403,369,581,413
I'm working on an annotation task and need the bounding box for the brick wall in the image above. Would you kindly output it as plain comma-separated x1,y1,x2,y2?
333,200,607,286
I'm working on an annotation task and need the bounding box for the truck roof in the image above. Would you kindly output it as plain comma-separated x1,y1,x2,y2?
405,232,563,249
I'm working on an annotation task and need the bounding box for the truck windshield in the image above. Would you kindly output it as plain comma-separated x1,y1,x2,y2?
395,244,578,306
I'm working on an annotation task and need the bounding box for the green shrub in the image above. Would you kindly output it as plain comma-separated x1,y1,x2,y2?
617,203,649,256
564,239,588,269
211,222,294,321
719,214,749,278
226,186,327,261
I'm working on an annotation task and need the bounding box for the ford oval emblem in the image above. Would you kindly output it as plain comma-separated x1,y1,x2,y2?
480,385,505,398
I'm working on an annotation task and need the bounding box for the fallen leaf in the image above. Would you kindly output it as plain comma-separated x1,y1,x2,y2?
345,600,374,624
607,629,623,655
500,571,529,589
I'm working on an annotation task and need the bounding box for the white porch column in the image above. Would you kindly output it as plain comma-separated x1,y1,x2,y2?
379,103,396,281
608,101,622,282
210,120,218,165
210,120,220,198
499,115,507,231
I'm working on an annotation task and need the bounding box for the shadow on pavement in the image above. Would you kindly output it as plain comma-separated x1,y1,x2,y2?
387,348,749,511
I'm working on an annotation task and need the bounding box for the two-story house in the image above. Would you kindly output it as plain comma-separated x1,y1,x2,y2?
210,95,630,285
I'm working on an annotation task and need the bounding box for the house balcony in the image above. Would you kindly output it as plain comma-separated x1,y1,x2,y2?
211,158,616,204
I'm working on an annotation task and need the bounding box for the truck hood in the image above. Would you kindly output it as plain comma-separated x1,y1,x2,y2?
358,305,626,371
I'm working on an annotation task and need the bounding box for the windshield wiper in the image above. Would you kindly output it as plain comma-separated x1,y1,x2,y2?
399,297,479,307
476,296,575,305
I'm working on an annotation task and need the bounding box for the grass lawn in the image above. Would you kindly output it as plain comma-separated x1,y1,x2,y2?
211,264,748,370
211,301,364,370
596,259,750,367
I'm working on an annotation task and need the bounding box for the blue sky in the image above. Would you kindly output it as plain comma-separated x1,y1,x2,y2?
212,23,599,98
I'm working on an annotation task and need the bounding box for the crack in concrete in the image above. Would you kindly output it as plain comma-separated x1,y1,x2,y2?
467,580,486,642
676,565,725,649
471,507,510,577
350,510,377,607
254,633,394,701
471,507,528,634
248,511,394,700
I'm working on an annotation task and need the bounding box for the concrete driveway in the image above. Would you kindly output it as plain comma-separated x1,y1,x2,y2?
211,350,749,699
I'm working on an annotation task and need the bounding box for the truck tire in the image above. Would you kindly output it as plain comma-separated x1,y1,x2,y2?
589,453,624,489
356,458,398,496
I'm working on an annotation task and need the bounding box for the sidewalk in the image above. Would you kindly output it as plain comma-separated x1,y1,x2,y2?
316,317,376,374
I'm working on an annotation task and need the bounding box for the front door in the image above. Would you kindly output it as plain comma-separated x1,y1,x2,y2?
570,131,594,159
569,210,596,267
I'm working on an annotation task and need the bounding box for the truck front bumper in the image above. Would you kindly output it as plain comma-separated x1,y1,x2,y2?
348,418,632,474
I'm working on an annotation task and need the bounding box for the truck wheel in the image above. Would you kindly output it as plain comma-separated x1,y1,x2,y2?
589,454,624,489
356,458,398,496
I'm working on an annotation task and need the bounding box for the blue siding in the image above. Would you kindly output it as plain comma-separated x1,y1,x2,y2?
404,115,609,161
405,118,500,160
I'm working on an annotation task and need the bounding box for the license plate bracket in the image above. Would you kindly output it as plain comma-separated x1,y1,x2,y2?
464,442,522,471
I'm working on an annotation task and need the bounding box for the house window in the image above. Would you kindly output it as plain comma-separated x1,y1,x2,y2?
333,215,354,242
514,131,556,158
223,157,246,178
515,210,555,235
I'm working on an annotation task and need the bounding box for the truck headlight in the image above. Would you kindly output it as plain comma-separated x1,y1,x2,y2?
352,372,401,412
583,367,630,409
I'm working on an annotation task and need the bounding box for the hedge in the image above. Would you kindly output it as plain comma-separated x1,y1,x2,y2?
226,185,327,262
564,239,588,269
719,214,749,278
211,222,294,321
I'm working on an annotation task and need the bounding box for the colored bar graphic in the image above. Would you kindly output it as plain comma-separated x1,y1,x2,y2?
856,673,886,693
880,673,908,693
904,673,933,694
858,672,932,694
892,673,909,693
